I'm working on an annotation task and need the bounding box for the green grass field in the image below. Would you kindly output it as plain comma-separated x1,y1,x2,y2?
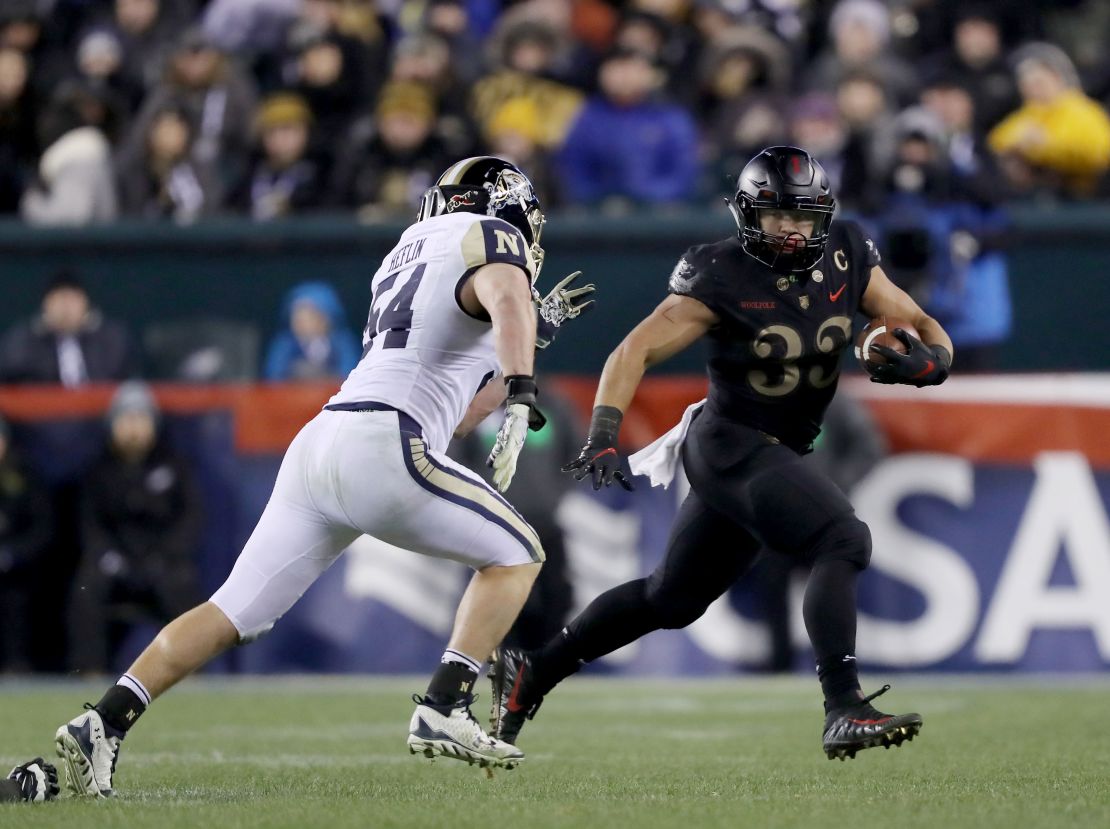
2,675,1108,829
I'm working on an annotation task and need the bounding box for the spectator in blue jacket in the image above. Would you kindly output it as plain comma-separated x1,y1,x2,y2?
263,281,360,381
556,48,699,209
872,108,1012,371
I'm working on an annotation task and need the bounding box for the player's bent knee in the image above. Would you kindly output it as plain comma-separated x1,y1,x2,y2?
808,514,872,570
644,585,713,630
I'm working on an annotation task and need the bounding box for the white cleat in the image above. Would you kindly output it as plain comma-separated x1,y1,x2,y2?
54,707,122,798
407,695,524,770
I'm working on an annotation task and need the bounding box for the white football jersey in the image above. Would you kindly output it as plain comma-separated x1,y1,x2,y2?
329,212,535,452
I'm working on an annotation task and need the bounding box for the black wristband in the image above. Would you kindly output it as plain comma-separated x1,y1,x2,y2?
587,405,623,446
505,374,538,406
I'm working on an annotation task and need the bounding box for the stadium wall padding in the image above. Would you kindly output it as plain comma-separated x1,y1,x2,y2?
0,205,1108,373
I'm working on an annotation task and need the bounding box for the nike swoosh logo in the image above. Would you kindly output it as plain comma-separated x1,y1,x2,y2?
829,284,847,302
911,360,935,379
506,666,527,713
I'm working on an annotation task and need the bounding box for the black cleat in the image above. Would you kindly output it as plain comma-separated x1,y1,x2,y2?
489,647,543,745
822,684,922,761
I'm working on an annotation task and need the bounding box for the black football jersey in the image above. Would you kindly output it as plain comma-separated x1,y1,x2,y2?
668,220,880,451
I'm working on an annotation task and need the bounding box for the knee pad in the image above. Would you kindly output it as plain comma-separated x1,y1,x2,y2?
806,514,872,570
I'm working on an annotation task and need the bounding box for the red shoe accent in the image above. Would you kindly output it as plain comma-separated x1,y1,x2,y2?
847,716,893,725
506,666,527,713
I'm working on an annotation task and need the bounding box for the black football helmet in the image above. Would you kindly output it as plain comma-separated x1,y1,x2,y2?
417,156,546,282
727,146,836,274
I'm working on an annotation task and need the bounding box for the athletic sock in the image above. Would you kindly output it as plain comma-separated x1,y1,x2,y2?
94,674,151,734
816,655,863,711
423,650,480,709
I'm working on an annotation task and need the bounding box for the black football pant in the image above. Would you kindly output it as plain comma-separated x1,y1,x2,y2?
539,413,871,693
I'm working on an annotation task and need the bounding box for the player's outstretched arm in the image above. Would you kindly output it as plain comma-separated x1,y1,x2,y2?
565,294,717,490
860,265,954,387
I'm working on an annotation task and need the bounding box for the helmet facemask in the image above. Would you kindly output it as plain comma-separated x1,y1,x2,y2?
485,168,546,284
737,203,834,271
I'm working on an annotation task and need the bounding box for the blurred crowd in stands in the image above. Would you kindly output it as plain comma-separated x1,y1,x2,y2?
1,0,1109,226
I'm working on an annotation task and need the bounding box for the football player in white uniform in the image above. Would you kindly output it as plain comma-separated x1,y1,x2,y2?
54,157,594,796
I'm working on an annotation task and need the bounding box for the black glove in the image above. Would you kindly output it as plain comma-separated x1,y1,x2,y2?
562,405,634,491
6,758,59,802
869,329,951,387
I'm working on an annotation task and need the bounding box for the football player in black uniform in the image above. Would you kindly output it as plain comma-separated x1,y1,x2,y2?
490,146,953,761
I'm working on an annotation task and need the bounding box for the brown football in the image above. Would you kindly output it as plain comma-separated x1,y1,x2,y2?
854,316,921,373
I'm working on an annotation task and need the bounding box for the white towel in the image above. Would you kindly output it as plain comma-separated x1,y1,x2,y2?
628,399,705,489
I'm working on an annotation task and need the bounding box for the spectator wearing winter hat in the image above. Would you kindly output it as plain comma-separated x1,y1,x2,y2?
696,27,791,193
232,92,328,221
805,0,919,108
69,381,203,673
263,281,360,381
327,81,452,217
388,33,479,159
485,96,561,208
120,26,258,204
988,42,1110,198
74,27,144,123
470,20,585,152
281,22,377,144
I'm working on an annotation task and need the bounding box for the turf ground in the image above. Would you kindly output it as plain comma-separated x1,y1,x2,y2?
2,675,1108,829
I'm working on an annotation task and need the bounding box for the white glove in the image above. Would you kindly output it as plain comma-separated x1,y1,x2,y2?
486,402,531,492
